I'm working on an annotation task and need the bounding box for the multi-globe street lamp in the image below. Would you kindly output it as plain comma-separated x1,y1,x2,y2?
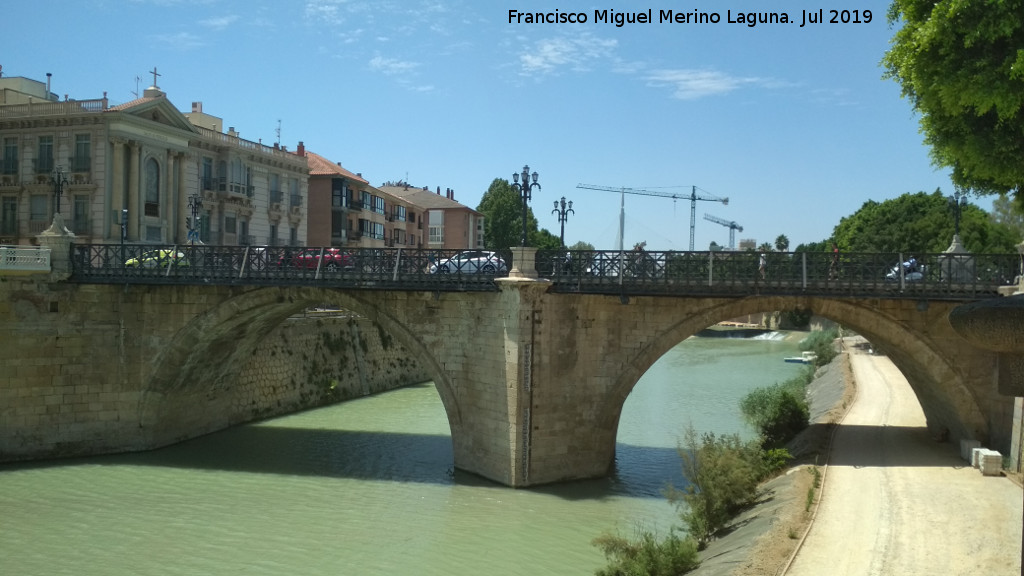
552,196,574,247
51,166,69,215
511,165,540,246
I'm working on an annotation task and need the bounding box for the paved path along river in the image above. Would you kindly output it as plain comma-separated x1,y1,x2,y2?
787,346,1022,575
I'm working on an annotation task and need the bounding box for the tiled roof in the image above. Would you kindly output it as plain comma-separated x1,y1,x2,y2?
305,150,368,184
379,185,480,213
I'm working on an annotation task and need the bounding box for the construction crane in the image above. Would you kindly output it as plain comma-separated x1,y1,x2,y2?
576,184,728,250
704,213,744,250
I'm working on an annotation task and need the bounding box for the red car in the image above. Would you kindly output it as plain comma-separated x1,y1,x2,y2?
279,248,354,271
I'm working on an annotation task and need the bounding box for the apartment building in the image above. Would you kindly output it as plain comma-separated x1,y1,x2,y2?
0,74,308,247
378,184,485,250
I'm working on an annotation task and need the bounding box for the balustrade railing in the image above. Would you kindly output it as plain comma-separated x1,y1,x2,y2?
66,245,1019,299
0,245,50,272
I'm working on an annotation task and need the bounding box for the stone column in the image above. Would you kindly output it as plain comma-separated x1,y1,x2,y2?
940,234,974,283
163,151,174,242
127,143,140,240
110,139,125,240
177,153,188,243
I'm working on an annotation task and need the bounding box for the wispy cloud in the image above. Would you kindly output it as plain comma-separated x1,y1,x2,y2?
369,55,419,76
305,0,350,26
153,31,205,50
199,15,238,30
518,33,618,75
644,69,766,100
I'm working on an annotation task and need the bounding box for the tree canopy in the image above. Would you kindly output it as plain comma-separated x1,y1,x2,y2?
883,0,1024,198
831,190,1018,253
475,177,586,250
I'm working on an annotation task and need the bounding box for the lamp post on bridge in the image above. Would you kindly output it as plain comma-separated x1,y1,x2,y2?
552,196,574,248
51,166,69,217
187,192,203,245
511,165,540,246
949,188,968,239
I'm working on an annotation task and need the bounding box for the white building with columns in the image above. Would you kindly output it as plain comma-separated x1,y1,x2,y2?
0,73,308,247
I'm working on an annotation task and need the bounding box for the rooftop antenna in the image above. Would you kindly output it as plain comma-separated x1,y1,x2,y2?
131,75,140,98
275,119,281,146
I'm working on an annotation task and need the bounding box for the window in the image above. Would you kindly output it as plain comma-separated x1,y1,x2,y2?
332,179,348,208
144,158,160,216
372,195,385,215
240,219,249,243
72,195,89,233
225,215,237,235
269,224,278,244
428,210,444,244
2,138,17,175
200,211,211,243
289,178,298,196
409,212,416,224
331,212,346,239
361,191,371,210
393,228,406,245
358,219,385,240
201,157,214,190
393,205,407,222
227,158,250,195
290,227,298,244
1,196,17,235
36,136,53,174
30,195,48,221
269,173,282,204
145,225,161,242
72,134,90,172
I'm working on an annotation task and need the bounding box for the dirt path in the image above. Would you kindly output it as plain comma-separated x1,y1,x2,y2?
786,348,1022,575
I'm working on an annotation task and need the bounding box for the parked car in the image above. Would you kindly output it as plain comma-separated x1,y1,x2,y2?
125,249,188,268
279,248,355,271
429,250,507,274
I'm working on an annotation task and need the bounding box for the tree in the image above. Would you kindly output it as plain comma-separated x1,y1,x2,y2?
476,178,541,250
568,240,595,251
990,194,1024,243
832,190,1018,253
883,0,1024,198
757,242,773,253
530,228,561,251
774,234,790,252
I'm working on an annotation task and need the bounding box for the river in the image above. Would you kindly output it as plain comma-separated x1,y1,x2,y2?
0,332,805,576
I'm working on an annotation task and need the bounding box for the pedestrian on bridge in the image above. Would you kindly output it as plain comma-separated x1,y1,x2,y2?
759,252,767,279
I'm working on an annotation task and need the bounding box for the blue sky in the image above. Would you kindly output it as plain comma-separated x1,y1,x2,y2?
3,1,977,250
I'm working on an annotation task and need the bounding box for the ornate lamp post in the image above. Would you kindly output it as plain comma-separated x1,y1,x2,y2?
949,188,968,238
552,196,574,247
51,166,69,215
511,165,540,246
187,192,203,245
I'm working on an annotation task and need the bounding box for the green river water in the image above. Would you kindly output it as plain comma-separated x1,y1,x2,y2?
0,333,805,576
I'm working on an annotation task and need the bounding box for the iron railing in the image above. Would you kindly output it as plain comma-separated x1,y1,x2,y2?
67,245,1020,299
70,244,513,292
536,249,1020,299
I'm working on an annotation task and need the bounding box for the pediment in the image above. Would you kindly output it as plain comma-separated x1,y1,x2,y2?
111,96,198,133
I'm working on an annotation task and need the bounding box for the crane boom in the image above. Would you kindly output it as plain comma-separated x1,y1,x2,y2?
703,212,744,250
577,184,728,250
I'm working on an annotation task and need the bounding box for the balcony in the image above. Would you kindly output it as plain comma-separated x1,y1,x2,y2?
239,234,256,246
270,189,283,204
29,220,49,235
289,194,303,207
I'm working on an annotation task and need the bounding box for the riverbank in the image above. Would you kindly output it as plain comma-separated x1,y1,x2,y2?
689,340,856,576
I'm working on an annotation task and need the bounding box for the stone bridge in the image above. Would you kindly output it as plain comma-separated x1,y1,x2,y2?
3,270,1021,487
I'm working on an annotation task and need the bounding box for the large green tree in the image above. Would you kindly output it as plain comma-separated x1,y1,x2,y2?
476,178,541,250
832,190,1018,253
990,193,1024,241
883,0,1024,198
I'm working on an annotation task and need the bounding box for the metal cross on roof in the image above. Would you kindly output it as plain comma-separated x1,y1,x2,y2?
150,67,160,88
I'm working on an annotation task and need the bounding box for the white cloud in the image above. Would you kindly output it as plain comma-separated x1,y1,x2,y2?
519,33,617,75
369,55,419,76
154,31,205,50
644,69,764,100
199,15,238,30
305,0,349,25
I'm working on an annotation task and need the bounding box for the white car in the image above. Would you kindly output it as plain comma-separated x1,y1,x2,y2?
429,250,507,274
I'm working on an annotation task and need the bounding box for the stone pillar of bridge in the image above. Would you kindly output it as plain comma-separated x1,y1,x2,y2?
494,274,551,486
949,294,1024,473
36,214,75,280
508,246,538,279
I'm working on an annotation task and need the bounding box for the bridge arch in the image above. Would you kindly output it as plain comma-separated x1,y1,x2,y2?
597,296,987,458
140,286,461,448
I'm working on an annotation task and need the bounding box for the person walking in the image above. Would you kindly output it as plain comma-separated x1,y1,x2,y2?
829,242,840,279
758,252,767,279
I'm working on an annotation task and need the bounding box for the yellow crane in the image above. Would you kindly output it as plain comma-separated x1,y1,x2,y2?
576,184,728,251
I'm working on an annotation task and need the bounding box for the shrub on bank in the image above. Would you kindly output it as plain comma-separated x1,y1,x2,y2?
592,529,700,576
800,327,839,367
740,371,811,449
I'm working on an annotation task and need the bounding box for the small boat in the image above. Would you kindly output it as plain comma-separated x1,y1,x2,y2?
784,351,817,364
